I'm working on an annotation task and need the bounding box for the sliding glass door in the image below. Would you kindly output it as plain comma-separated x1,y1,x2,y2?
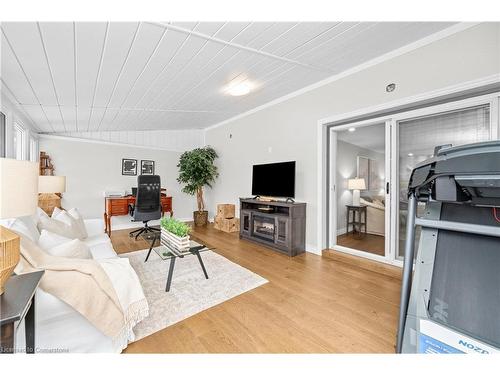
329,93,499,266
395,105,492,259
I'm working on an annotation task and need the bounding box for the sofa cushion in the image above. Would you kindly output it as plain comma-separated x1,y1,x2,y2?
84,233,112,248
88,241,117,260
83,219,105,238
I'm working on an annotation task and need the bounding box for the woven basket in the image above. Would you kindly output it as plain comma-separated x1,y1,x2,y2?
0,226,20,295
38,193,61,216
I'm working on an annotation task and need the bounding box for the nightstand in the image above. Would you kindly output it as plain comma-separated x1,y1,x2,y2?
1,271,44,354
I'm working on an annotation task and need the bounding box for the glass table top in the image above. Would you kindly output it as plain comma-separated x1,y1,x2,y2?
141,231,209,260
154,240,209,260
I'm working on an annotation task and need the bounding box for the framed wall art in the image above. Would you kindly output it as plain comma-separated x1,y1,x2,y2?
122,158,137,176
141,160,155,175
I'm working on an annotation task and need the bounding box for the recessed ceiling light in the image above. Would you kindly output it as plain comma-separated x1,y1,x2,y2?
348,127,356,132
225,79,252,96
407,153,414,157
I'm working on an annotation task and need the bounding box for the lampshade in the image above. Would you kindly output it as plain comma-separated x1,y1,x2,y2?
348,178,366,190
38,175,66,193
0,158,39,219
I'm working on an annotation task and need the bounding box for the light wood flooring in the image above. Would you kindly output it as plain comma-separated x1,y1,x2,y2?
110,224,401,353
337,232,385,256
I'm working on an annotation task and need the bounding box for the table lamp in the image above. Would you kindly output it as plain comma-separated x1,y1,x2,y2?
0,158,39,295
38,175,66,215
348,178,366,206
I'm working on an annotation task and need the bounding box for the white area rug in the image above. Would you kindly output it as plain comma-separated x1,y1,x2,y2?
120,246,268,341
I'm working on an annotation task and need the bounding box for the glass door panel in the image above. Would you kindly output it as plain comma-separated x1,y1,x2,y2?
397,105,491,259
335,123,387,257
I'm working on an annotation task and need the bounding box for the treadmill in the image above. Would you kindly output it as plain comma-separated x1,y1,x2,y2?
396,140,500,354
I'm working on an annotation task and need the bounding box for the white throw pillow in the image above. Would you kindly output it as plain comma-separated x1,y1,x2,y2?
17,216,41,242
51,206,62,218
45,239,92,259
38,229,72,251
52,208,88,240
38,215,79,239
67,208,88,239
36,207,50,222
0,217,38,242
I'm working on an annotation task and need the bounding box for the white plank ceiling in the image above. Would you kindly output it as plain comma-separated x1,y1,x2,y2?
0,22,455,133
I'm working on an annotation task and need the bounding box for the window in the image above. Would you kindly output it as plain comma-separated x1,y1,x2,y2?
29,136,39,162
13,123,26,160
0,112,5,157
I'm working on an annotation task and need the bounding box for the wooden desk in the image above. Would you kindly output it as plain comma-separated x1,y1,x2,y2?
104,195,173,236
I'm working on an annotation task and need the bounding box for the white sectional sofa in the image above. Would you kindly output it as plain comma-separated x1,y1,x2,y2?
1,215,135,353
359,197,385,236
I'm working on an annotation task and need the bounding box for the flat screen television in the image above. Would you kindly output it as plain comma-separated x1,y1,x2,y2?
251,161,295,198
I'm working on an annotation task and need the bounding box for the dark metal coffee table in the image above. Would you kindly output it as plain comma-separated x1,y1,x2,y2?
142,232,210,292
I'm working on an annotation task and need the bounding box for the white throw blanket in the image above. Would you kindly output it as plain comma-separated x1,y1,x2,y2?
17,236,149,351
98,257,148,345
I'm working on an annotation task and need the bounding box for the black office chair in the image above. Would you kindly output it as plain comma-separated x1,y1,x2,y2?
129,175,162,240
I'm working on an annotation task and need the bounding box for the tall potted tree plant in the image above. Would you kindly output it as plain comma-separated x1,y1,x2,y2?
177,146,219,226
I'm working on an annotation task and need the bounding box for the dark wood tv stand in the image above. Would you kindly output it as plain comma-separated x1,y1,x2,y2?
239,198,306,256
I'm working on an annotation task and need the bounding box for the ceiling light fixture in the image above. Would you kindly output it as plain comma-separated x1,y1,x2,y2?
407,153,414,157
225,79,252,96
348,127,356,132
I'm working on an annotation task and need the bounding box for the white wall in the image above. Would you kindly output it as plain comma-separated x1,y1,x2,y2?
205,23,500,253
38,135,197,229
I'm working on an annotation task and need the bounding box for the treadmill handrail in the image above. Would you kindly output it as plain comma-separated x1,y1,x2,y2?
415,218,500,237
396,193,418,353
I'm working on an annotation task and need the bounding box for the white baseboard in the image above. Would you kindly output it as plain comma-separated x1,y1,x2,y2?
336,227,385,237
305,243,320,255
337,227,347,236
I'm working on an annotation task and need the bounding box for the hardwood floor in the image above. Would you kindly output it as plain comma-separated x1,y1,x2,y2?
337,232,385,256
110,224,401,353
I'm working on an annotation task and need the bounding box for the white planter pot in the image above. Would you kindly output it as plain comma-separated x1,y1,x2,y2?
161,228,190,252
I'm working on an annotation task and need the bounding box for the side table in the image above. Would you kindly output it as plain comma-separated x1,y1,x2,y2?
346,205,367,237
1,271,44,354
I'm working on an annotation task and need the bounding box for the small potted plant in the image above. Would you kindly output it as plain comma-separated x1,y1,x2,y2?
160,217,191,252
177,146,219,226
